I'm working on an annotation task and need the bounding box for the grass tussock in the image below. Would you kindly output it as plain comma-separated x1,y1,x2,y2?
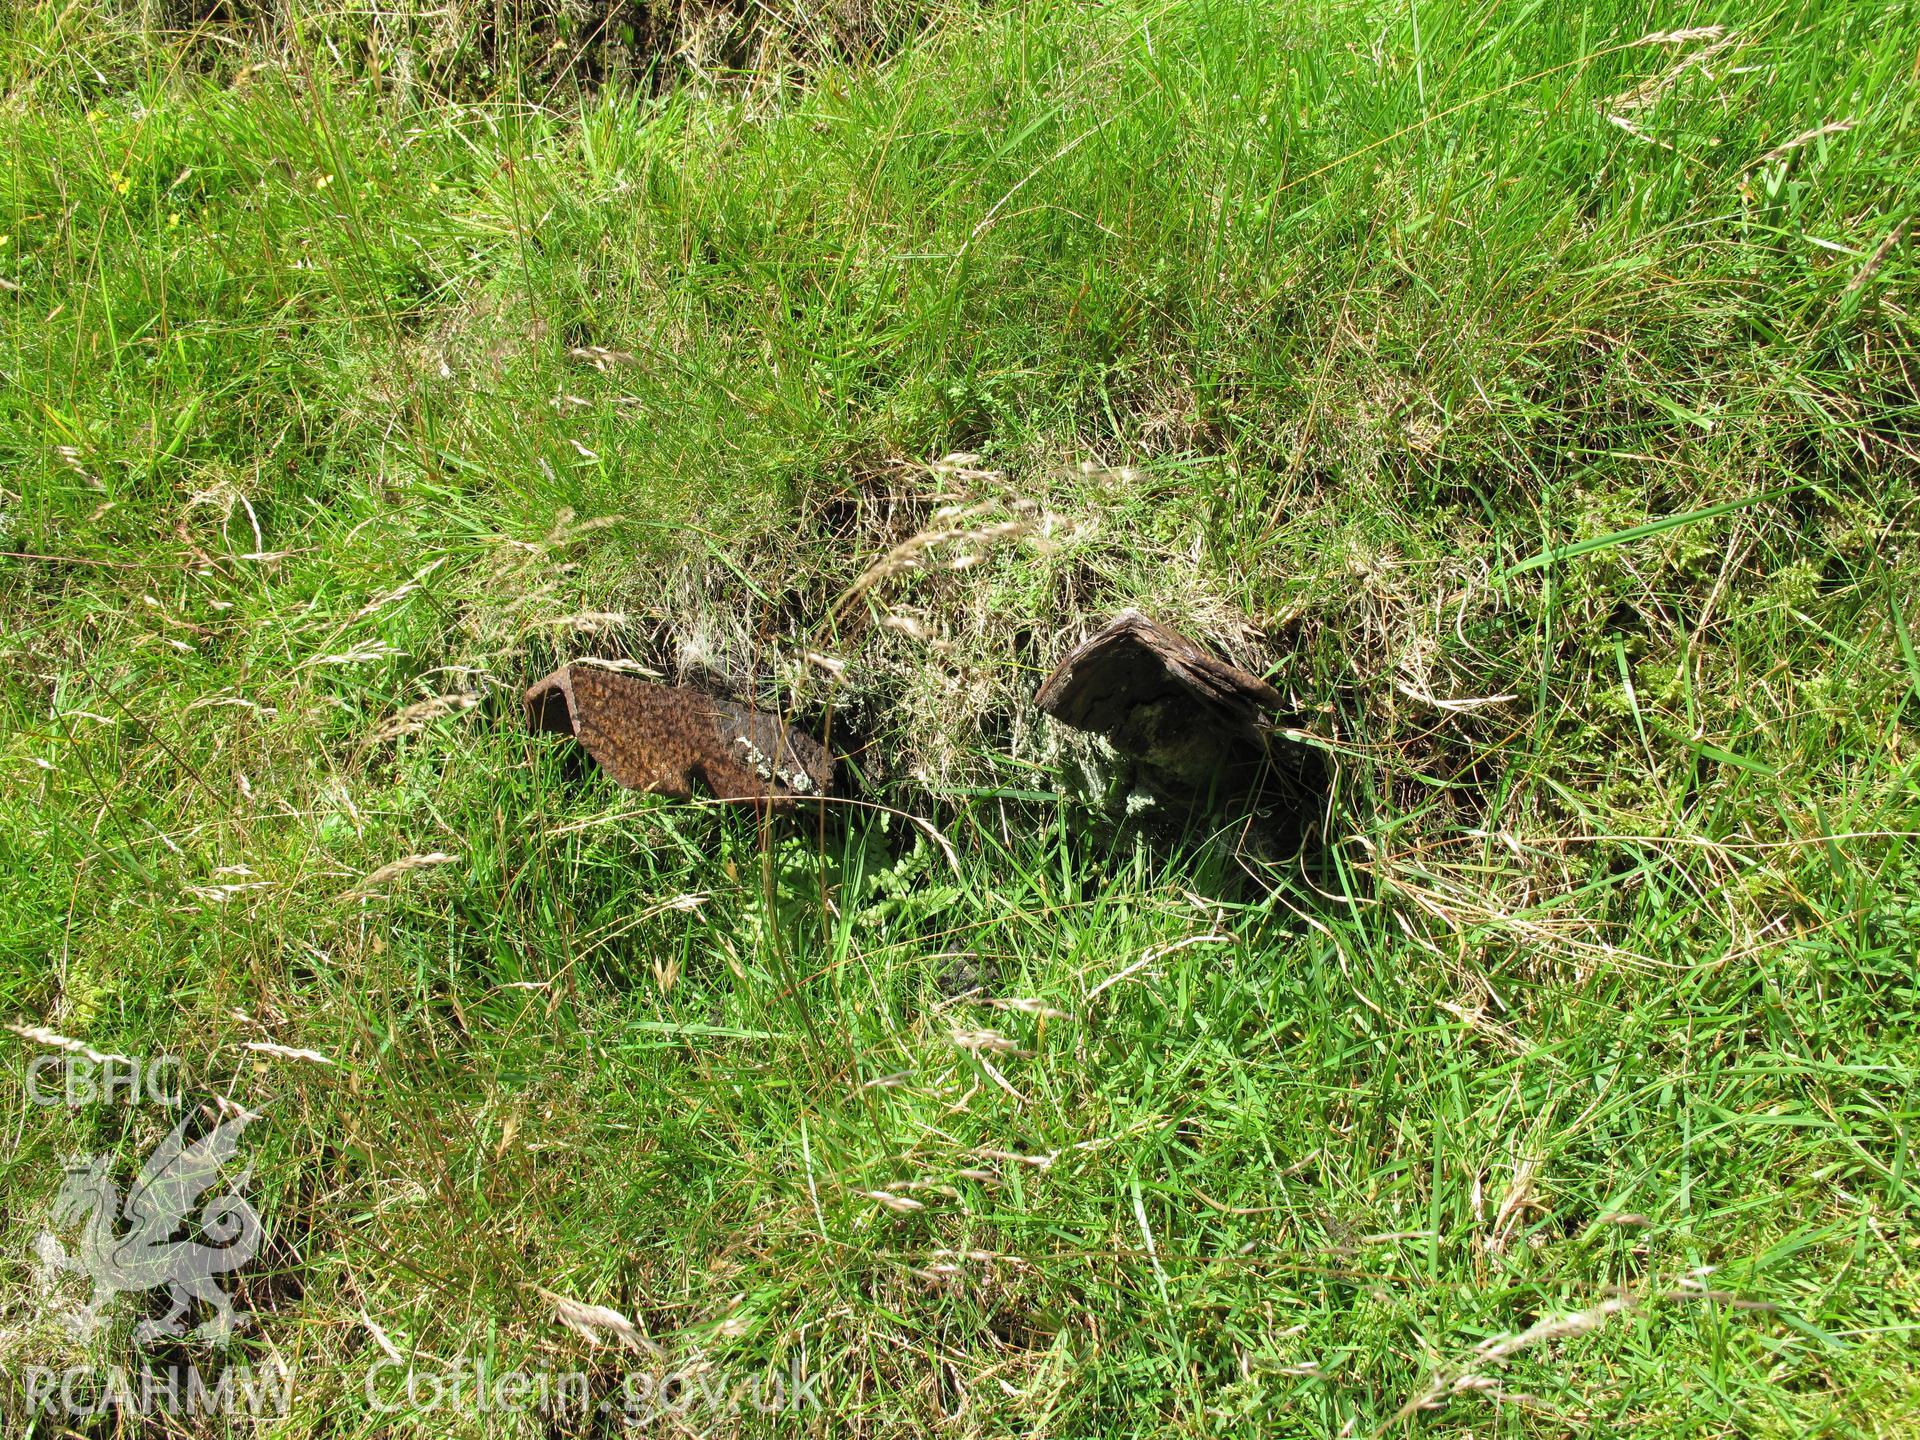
3,0,1920,1434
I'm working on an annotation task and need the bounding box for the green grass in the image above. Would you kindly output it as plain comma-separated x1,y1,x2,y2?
3,0,1919,1433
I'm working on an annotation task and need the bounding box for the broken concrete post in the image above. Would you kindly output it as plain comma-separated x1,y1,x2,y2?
525,663,832,810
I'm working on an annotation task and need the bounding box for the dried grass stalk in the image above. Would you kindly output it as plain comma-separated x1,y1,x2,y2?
1391,1273,1747,1424
833,498,1051,620
538,1287,657,1352
5,1022,133,1066
242,1040,336,1066
1754,117,1856,167
1609,29,1739,112
369,692,479,743
1841,216,1909,299
338,852,462,902
950,1027,1023,1055
1631,25,1726,45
